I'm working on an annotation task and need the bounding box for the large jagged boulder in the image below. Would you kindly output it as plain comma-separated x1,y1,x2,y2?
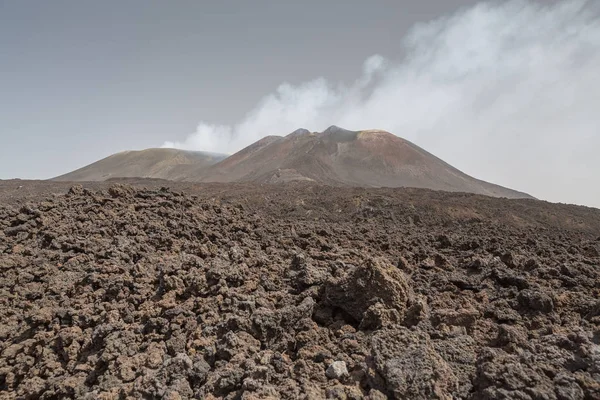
370,327,458,400
324,258,413,329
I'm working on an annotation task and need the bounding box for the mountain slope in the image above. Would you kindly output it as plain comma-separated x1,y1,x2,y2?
54,127,532,199
53,148,227,182
196,126,532,199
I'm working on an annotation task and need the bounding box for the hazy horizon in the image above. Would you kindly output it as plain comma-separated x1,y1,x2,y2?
1,0,599,208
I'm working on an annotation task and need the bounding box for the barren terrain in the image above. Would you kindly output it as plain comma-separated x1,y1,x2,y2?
1,179,599,399
51,127,532,200
54,149,227,182
196,127,532,200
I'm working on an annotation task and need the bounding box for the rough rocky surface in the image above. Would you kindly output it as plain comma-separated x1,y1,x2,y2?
0,179,599,399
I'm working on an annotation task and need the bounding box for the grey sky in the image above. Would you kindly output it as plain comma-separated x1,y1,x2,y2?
2,0,598,208
1,0,477,177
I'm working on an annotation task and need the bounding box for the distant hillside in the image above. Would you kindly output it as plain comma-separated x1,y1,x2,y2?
53,148,227,182
54,128,532,199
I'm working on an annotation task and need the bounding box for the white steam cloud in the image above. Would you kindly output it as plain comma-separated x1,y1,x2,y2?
164,0,600,208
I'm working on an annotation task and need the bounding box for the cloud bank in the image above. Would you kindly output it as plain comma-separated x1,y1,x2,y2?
164,0,600,207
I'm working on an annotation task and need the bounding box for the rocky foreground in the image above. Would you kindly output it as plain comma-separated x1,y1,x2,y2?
0,181,599,399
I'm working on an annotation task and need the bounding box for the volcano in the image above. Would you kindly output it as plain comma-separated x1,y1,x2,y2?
195,126,531,199
54,127,531,199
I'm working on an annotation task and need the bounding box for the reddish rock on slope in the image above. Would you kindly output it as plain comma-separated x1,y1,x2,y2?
197,126,531,199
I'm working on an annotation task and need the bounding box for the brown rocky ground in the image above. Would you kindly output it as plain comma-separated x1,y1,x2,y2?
0,179,599,399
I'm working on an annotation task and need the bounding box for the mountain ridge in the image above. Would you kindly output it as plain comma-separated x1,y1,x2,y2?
54,148,228,182
53,127,533,199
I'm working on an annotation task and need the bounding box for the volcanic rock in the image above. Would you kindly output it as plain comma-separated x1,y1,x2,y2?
0,180,598,399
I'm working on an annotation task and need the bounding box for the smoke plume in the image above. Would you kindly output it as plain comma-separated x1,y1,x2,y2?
164,0,600,207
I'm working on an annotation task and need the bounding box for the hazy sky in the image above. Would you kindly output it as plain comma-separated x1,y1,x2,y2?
1,1,599,208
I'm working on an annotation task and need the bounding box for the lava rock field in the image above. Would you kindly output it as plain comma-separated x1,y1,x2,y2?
0,181,599,399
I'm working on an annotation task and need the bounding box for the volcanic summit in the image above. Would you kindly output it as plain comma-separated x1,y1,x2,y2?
54,127,531,199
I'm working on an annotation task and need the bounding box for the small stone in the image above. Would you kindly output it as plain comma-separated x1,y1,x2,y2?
368,389,388,400
326,385,347,399
68,185,84,196
518,290,554,313
584,246,599,257
326,361,348,380
345,386,365,400
2,343,23,359
163,391,182,400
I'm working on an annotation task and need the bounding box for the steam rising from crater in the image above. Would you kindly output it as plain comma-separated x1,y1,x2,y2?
164,0,600,207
